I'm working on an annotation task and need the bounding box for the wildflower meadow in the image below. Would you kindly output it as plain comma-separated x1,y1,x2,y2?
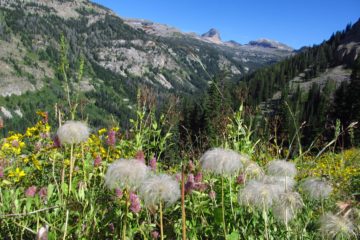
0,107,359,240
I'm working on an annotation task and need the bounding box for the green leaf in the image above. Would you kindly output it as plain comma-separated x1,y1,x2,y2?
227,231,240,240
47,184,54,201
214,207,223,224
61,183,68,195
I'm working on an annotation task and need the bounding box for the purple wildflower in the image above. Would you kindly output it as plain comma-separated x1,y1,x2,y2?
12,140,19,148
194,172,202,183
38,187,47,200
185,174,195,194
209,190,216,200
236,174,245,185
25,186,37,197
175,173,182,182
115,188,123,198
106,130,116,146
194,183,208,192
94,155,102,167
109,223,115,232
53,136,61,148
129,192,141,213
149,157,157,171
188,160,195,172
151,231,160,239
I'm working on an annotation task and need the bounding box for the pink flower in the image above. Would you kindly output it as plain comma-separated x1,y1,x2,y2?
94,155,102,167
53,136,61,148
194,172,202,183
25,186,37,197
106,130,116,146
135,151,145,164
115,188,123,198
209,190,216,200
151,231,160,239
129,192,141,213
236,174,245,185
149,157,157,171
109,223,115,232
194,183,208,192
12,140,19,147
185,174,195,194
175,173,182,182
38,187,47,200
188,160,195,172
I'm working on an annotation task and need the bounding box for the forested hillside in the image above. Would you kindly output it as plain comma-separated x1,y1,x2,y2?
180,19,360,154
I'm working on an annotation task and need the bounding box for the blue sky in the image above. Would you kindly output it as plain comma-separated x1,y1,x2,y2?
92,0,360,49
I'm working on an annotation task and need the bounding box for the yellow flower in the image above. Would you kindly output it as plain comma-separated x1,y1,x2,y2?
98,128,107,135
8,168,26,182
64,159,70,166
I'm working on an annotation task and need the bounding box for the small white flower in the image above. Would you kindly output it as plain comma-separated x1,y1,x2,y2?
273,191,304,224
267,159,297,177
200,148,244,175
319,213,357,239
140,174,180,208
301,178,332,200
57,121,90,145
105,159,149,190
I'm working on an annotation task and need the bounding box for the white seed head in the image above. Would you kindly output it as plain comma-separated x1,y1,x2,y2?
261,175,296,191
267,160,297,177
273,191,304,224
57,121,90,145
243,161,264,180
140,174,180,208
200,148,244,175
301,178,332,200
319,213,357,239
105,159,149,190
238,180,285,210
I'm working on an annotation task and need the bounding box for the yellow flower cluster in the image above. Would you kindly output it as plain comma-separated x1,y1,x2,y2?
8,168,26,182
1,133,26,155
298,149,360,194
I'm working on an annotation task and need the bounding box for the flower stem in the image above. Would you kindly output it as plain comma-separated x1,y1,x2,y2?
221,176,227,238
229,176,236,221
160,201,164,240
181,164,186,240
122,191,128,240
68,144,74,195
63,210,69,240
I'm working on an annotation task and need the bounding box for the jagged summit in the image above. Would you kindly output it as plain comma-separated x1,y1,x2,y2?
201,28,222,44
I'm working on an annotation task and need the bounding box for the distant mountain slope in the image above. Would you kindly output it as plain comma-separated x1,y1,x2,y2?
0,0,293,132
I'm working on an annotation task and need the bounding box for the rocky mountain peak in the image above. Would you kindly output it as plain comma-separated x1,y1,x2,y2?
201,28,222,44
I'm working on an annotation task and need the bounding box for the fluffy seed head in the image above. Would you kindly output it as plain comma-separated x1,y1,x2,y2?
301,178,332,200
105,159,149,190
57,121,90,145
140,174,180,208
273,191,304,224
238,180,285,210
261,175,296,191
319,213,357,239
243,161,264,180
267,160,297,177
200,148,243,175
